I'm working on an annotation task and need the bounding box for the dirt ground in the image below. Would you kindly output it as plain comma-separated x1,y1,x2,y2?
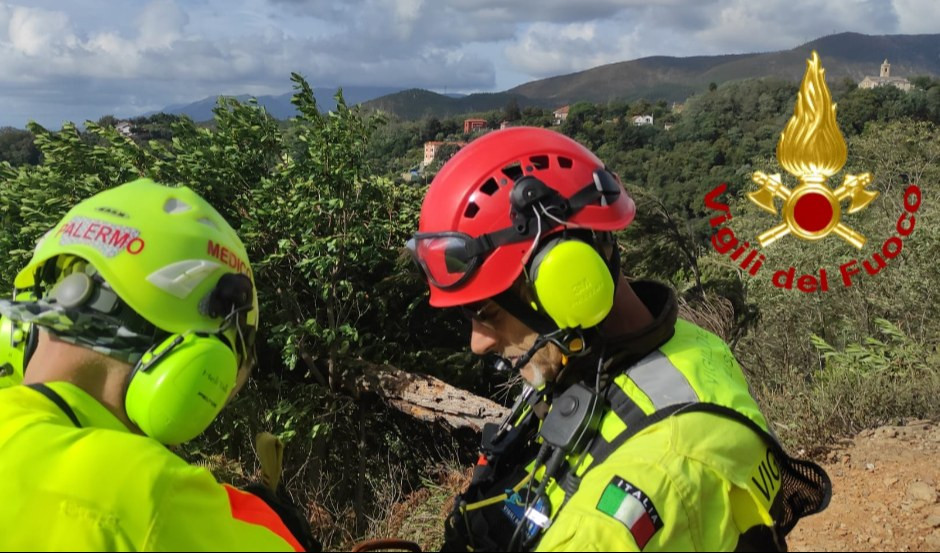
789,419,940,552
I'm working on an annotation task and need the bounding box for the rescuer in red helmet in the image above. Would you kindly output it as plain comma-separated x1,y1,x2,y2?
408,127,831,551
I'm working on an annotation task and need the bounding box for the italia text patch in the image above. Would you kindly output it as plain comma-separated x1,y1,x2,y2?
596,476,663,549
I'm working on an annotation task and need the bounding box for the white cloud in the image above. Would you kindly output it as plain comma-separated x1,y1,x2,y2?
505,22,627,77
692,0,898,53
136,0,189,50
8,4,74,56
0,0,937,127
0,4,10,42
390,0,423,39
500,0,918,78
892,0,940,34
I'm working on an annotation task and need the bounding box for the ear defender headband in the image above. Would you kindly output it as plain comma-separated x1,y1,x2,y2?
126,272,254,445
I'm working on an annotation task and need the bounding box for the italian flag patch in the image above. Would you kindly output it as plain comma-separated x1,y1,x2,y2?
596,476,663,548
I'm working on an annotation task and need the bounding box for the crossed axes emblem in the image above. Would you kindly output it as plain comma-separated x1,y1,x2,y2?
748,172,878,249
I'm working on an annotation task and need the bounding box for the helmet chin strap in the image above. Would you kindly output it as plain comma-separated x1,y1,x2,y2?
488,285,591,375
490,327,588,376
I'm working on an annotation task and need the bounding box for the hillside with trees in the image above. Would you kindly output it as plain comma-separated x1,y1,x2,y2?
1,71,939,549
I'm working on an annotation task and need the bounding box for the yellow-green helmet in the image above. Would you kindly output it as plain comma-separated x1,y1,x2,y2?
16,178,258,342
14,178,258,444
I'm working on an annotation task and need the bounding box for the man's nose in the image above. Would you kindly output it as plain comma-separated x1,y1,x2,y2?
469,319,499,355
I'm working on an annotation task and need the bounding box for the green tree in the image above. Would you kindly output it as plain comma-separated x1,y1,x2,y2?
503,98,522,122
96,115,119,128
432,142,462,167
0,75,477,547
0,127,40,166
420,117,442,142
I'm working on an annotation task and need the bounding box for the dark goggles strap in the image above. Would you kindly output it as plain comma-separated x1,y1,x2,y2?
466,181,606,256
415,176,614,267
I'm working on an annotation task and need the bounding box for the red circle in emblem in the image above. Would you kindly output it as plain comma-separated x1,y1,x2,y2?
793,193,833,233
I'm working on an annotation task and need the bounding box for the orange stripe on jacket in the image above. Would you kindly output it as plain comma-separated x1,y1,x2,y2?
223,485,305,551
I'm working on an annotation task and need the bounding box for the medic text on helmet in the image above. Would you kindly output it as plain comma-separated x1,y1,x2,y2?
56,217,145,256
207,240,251,278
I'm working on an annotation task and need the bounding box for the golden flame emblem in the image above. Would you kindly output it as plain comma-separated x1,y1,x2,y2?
748,51,877,248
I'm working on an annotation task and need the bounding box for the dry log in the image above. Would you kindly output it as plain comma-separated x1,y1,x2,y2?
338,360,509,432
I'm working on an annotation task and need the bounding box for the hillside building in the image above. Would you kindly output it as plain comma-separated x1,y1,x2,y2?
115,121,133,137
633,114,654,126
423,141,466,167
463,118,487,134
859,59,912,92
553,105,569,125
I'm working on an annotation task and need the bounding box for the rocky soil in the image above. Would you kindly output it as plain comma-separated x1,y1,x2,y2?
789,420,940,552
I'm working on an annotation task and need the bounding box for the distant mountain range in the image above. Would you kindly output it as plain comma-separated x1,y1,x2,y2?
357,89,537,120
148,32,940,122
145,86,403,121
364,32,940,119
507,32,940,106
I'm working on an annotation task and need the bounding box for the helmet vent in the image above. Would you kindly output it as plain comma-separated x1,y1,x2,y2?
463,202,480,219
557,156,573,169
197,217,220,230
501,162,524,182
530,155,549,170
479,178,499,196
163,198,192,214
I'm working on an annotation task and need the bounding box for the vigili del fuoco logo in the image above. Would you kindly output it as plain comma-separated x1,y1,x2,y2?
704,51,922,293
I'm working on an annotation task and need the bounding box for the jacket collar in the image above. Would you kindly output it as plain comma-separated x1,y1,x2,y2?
556,280,678,389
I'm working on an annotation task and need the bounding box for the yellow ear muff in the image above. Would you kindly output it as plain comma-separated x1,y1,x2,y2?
125,333,238,445
530,239,615,329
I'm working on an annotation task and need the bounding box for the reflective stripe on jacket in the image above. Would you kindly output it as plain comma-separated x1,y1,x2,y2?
535,320,782,551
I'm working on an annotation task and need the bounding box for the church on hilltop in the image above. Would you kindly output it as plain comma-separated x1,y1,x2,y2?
858,59,912,92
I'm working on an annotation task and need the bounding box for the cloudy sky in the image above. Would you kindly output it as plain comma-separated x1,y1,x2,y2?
0,0,937,128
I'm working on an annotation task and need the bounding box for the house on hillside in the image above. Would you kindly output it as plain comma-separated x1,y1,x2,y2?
423,141,467,167
553,105,569,125
115,121,133,137
633,114,654,126
463,118,487,134
859,59,912,92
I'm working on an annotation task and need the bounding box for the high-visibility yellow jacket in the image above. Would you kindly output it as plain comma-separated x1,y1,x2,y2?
0,381,304,551
533,319,786,551
445,282,829,552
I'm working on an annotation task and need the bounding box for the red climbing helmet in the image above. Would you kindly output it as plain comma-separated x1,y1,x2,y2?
408,127,635,307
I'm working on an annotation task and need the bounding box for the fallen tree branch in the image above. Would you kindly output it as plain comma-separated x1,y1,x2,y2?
337,360,509,432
